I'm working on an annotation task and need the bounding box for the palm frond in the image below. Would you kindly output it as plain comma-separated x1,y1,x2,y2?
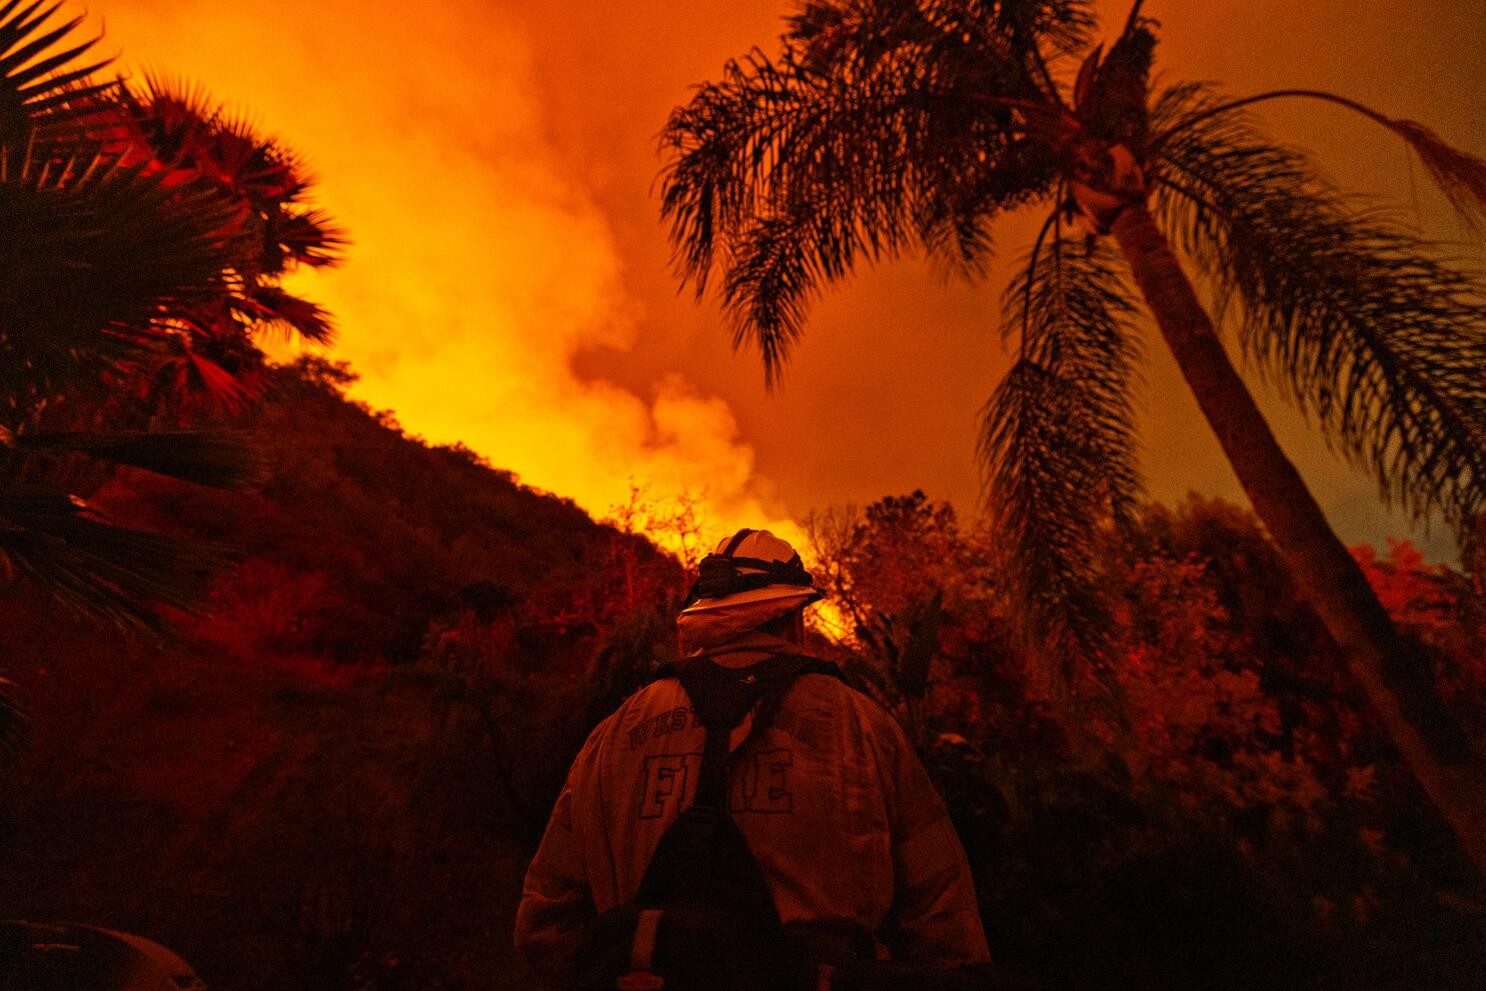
233,285,335,346
1071,16,1153,145
663,6,1059,382
0,486,230,635
1153,87,1486,237
719,213,816,387
117,75,346,271
663,50,945,290
1036,0,1099,54
1383,116,1486,236
917,136,1060,282
789,0,985,74
786,0,1096,107
265,208,345,268
131,75,291,198
153,334,265,413
0,0,113,137
0,136,241,404
991,0,1098,61
99,75,343,375
1152,84,1486,534
14,429,262,489
981,237,1143,676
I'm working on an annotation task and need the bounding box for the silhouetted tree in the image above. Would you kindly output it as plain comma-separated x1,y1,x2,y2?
805,492,992,742
0,6,341,746
102,76,344,415
661,0,1486,873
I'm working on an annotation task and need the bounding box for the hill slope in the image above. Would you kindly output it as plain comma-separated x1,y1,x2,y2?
0,359,683,989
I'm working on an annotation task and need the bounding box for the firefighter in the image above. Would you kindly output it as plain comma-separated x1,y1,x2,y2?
515,528,990,987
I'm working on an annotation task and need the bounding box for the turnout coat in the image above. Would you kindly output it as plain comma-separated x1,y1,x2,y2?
514,644,991,981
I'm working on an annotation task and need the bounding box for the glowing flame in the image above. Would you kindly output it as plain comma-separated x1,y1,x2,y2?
98,0,798,548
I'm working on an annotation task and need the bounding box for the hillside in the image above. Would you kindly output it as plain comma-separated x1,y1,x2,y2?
0,359,684,989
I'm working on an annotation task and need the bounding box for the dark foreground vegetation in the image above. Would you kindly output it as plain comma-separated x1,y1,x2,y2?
2,361,1483,990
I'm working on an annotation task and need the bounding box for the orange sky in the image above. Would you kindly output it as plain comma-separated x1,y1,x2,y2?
97,1,1486,558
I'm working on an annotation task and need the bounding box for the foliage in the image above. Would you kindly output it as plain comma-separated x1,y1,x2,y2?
1353,539,1486,745
0,5,348,757
100,75,346,415
1152,82,1486,534
810,491,1486,986
805,491,1005,736
982,239,1143,673
605,480,712,576
0,5,345,641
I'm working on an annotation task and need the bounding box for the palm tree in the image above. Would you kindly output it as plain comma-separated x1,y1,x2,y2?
660,0,1486,874
0,4,285,752
102,76,345,416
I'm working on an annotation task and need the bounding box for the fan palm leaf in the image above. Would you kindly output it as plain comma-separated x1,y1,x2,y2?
11,429,262,489
0,137,242,405
0,9,258,637
0,0,114,139
97,75,345,384
0,487,229,635
122,76,347,268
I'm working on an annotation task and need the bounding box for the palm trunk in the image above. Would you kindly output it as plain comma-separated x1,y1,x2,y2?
1110,204,1486,880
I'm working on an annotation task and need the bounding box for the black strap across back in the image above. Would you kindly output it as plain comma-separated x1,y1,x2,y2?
574,652,844,991
633,652,842,922
679,653,840,808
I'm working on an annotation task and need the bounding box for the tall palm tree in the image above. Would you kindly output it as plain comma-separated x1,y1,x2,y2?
661,0,1486,874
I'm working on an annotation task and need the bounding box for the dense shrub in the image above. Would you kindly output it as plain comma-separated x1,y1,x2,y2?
811,492,1486,987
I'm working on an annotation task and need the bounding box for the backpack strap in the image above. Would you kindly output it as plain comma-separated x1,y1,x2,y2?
605,654,848,988
673,654,841,810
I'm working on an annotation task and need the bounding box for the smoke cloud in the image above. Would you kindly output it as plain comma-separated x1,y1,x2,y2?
101,0,796,547
99,1,1486,561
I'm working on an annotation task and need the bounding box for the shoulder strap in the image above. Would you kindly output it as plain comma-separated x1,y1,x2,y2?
676,654,841,810
631,656,844,908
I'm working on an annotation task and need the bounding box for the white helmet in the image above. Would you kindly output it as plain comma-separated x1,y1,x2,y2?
676,529,822,650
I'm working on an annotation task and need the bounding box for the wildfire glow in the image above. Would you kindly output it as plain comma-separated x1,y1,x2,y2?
99,0,798,550
96,0,1484,561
